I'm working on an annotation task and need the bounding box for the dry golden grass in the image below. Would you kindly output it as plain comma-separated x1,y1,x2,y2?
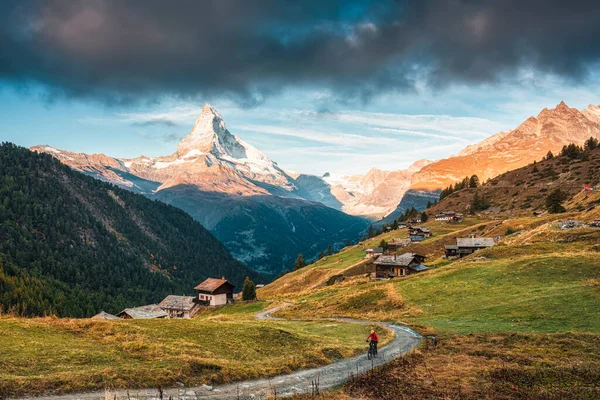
0,315,390,397
292,332,600,400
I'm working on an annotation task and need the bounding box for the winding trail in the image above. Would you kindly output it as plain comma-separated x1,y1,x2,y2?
16,304,421,400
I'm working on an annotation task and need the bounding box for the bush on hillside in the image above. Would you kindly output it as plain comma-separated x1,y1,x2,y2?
545,189,568,213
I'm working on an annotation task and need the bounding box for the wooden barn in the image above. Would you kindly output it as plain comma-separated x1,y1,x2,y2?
158,295,200,319
374,253,428,278
445,237,495,258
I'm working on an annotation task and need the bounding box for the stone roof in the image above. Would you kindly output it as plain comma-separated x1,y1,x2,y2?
118,304,167,319
91,311,120,320
456,237,495,248
194,278,233,293
158,295,196,311
375,253,425,267
445,245,459,250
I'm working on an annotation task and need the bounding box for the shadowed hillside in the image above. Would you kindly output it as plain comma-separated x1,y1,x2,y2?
0,144,258,317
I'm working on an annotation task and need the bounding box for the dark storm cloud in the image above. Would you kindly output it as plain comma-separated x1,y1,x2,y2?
131,118,177,128
1,0,599,105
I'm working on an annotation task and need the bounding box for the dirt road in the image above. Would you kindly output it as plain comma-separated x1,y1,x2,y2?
15,305,421,400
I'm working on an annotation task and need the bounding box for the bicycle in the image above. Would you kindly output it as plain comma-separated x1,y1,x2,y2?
367,340,378,360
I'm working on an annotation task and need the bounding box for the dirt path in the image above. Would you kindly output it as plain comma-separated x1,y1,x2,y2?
15,304,421,400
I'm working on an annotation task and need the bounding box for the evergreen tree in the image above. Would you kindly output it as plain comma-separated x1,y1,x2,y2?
345,239,352,247
420,211,428,222
318,251,325,260
378,239,388,250
545,189,567,213
241,277,257,301
367,225,374,238
470,190,491,214
391,220,399,230
545,151,554,160
469,175,480,188
470,191,480,215
294,254,306,270
584,137,599,151
327,245,333,256
560,143,584,159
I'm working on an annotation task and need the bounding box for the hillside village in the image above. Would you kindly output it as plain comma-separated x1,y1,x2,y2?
92,277,237,320
2,142,600,400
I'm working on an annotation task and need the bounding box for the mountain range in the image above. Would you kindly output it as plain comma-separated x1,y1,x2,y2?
33,105,369,274
32,101,600,273
410,101,600,190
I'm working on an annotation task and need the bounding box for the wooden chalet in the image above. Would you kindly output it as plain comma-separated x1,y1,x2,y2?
435,211,464,223
194,277,235,306
374,253,428,278
158,295,200,319
409,226,432,241
365,247,384,258
445,237,495,258
118,304,167,319
409,226,432,237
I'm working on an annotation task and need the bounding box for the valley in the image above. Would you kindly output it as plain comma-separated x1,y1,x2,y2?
31,105,370,275
4,3,600,398
3,128,600,399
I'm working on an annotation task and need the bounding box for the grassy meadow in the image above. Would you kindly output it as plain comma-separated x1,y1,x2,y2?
265,216,600,335
293,332,600,400
262,213,600,399
0,314,390,397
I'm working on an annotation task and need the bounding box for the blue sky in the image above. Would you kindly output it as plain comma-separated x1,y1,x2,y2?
2,77,599,175
1,1,600,175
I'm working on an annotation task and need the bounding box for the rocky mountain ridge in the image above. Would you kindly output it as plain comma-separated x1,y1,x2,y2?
410,101,600,191
32,105,369,273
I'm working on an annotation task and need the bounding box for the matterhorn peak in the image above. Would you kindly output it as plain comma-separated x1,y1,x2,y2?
176,104,245,158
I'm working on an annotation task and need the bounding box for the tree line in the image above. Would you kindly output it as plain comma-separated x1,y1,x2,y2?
0,144,258,317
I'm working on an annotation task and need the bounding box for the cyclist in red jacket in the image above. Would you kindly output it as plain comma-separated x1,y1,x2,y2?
366,329,379,356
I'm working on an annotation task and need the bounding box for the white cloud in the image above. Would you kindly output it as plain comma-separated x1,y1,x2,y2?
330,110,498,138
236,124,407,147
117,104,202,124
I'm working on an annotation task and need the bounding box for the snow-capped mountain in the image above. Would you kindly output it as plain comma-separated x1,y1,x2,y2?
32,105,369,274
293,160,432,218
410,101,600,190
35,105,299,197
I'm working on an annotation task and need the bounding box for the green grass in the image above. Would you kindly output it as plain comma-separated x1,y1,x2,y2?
195,301,268,319
260,218,488,297
397,248,600,333
0,316,389,397
272,241,600,335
